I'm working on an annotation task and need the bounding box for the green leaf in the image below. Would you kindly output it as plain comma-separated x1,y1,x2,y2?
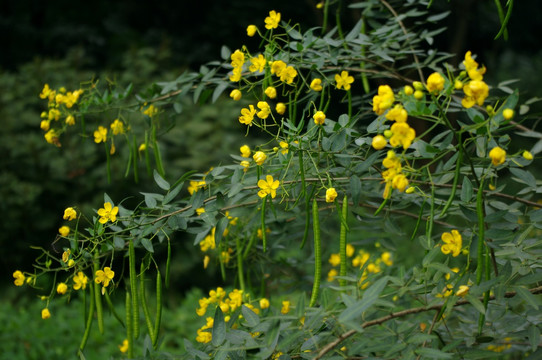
350,175,362,206
460,176,473,203
212,82,229,103
153,169,170,191
212,307,226,346
415,347,452,359
241,305,260,327
465,294,485,315
515,286,540,309
163,182,183,205
529,324,540,352
338,276,389,323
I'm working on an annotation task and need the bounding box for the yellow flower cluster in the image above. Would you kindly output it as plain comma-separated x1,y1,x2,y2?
461,51,489,108
440,230,463,257
39,84,84,146
381,150,409,199
270,60,297,84
229,49,245,82
258,175,280,198
486,338,512,353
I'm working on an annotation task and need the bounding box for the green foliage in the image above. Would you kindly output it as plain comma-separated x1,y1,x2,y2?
10,1,542,359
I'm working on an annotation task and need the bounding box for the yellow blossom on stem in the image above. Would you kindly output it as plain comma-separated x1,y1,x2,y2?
456,285,469,297
310,78,323,91
240,160,250,172
313,110,326,125
97,202,119,224
441,230,462,257
264,86,277,99
404,85,413,95
58,226,70,237
463,51,486,81
372,135,387,150
240,144,251,158
390,122,416,149
270,60,287,76
329,253,341,267
44,129,60,146
265,10,281,29
203,255,210,269
95,267,115,288
138,143,147,152
258,175,280,198
73,271,88,290
346,244,355,257
327,268,338,282
426,72,445,93
281,300,291,314
276,102,286,115
110,119,125,135
230,89,242,101
239,104,256,126
63,207,77,221
13,270,25,286
259,298,270,309
94,126,107,144
200,228,216,252
279,66,297,84
256,101,271,119
462,80,489,108
489,146,506,166
56,282,68,294
65,115,75,126
326,187,338,203
249,54,266,73
188,180,206,194
119,339,129,353
335,70,354,91
373,85,395,115
246,24,257,37
41,308,51,320
385,104,408,123
253,151,267,165
143,104,158,117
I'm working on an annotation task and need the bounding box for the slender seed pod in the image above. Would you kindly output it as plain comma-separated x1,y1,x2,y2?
165,240,171,288
129,239,140,339
93,260,104,334
309,199,321,307
126,291,133,359
153,269,163,348
261,197,267,252
140,263,155,342
339,195,348,287
440,149,463,217
78,281,95,352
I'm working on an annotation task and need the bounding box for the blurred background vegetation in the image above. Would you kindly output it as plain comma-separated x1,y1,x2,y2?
2,0,542,358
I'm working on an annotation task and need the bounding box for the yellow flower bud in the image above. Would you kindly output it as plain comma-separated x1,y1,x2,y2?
264,86,277,99
246,25,257,37
414,90,424,100
523,150,533,161
403,85,413,95
502,108,514,120
454,80,463,90
313,111,326,125
229,89,242,101
405,187,415,194
489,146,506,166
383,129,393,139
371,135,387,150
275,102,286,115
413,81,424,91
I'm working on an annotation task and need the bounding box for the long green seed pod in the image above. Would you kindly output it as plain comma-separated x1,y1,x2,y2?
129,239,140,339
140,263,155,342
104,290,125,328
93,260,104,334
476,177,487,335
165,239,171,288
309,199,321,307
339,195,348,287
261,197,267,252
153,269,162,348
78,281,95,352
126,291,133,359
439,149,463,217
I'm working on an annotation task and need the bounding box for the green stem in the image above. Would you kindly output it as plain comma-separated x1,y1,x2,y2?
439,148,463,217
339,195,348,287
153,269,162,348
93,259,104,334
104,290,125,328
236,237,246,293
165,239,171,288
309,199,322,307
126,291,134,358
129,239,140,339
152,125,165,177
476,177,486,286
261,197,267,252
78,284,94,353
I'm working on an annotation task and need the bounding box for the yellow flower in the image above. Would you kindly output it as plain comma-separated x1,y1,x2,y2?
280,66,297,84
40,119,50,131
196,207,205,216
441,230,462,257
94,126,107,144
44,129,60,146
327,268,338,282
426,72,445,93
119,339,129,353
138,143,147,152
265,10,281,29
62,250,70,263
13,270,25,286
281,300,291,314
346,244,355,257
258,175,280,198
95,267,115,288
256,101,271,119
310,78,323,92
372,135,387,150
456,285,469,297
143,104,158,117
253,151,267,166
502,108,514,120
461,80,489,108
240,144,251,158
276,102,286,115
326,187,338,203
313,110,326,125
278,141,289,155
265,86,277,99
58,226,70,237
523,150,533,161
56,282,68,294
73,271,88,290
230,89,242,101
247,24,257,37
249,54,266,73
240,160,250,172
389,122,416,149
41,308,51,320
239,104,256,126
63,207,77,221
110,119,125,135
381,252,393,266
385,104,408,123
188,180,206,194
203,255,210,269
97,202,119,224
454,80,463,90
65,115,75,126
335,71,354,91
489,146,506,166
200,228,216,252
39,84,54,100
270,60,287,76
463,51,486,81
259,298,270,309
328,253,341,267
413,90,424,100
373,85,395,115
